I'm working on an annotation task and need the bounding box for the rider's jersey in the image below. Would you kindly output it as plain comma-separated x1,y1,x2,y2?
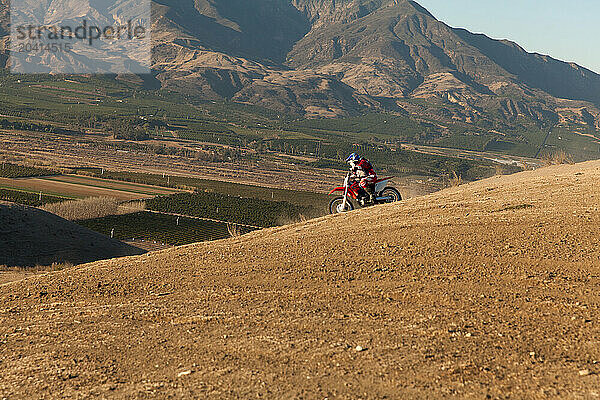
352,158,377,179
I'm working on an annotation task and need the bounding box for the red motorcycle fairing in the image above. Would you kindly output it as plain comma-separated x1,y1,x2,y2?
328,187,346,195
329,177,394,196
328,183,360,199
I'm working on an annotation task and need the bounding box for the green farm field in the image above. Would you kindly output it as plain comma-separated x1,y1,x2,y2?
0,163,59,178
0,187,69,206
80,169,332,210
146,192,314,228
77,212,254,246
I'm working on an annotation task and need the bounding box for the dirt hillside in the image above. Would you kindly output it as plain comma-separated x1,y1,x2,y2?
1,161,600,398
0,202,145,268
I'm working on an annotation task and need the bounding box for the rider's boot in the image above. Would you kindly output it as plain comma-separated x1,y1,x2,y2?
357,187,369,205
367,186,375,203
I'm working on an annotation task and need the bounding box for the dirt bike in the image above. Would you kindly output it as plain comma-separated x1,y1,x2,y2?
328,172,402,214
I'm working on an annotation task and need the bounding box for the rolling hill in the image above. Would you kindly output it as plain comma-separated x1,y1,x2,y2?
1,161,599,397
0,201,145,267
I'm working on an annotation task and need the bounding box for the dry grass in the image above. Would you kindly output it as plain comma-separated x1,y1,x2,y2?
42,197,119,220
540,150,574,166
118,200,146,214
176,184,196,191
227,223,242,238
494,164,505,176
276,213,309,226
0,262,74,273
41,197,145,221
448,171,464,187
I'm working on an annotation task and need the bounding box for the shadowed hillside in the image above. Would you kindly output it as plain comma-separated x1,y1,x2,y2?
453,28,600,105
1,161,600,397
0,202,145,268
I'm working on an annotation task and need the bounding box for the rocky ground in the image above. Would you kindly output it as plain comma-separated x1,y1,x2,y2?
1,161,600,398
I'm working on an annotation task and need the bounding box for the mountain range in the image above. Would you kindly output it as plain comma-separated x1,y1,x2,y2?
1,0,600,137
145,0,600,130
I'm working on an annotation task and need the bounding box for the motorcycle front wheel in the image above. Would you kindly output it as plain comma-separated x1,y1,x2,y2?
329,197,355,214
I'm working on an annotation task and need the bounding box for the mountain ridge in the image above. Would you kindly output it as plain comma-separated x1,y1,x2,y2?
145,0,600,127
2,0,600,146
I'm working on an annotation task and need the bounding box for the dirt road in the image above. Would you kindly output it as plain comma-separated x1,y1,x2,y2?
1,161,600,398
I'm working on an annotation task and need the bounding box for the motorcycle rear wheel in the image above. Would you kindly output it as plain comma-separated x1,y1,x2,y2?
329,197,355,214
380,187,402,203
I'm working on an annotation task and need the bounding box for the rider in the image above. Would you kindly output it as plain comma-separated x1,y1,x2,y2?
346,153,377,204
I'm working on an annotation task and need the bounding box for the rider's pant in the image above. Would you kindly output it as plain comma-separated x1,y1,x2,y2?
360,176,377,192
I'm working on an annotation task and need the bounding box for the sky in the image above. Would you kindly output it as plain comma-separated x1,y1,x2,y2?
417,0,600,74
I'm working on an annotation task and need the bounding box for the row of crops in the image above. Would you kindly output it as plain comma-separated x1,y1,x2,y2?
0,118,83,136
0,163,325,243
0,187,257,245
79,169,330,210
0,188,67,206
146,192,312,228
77,212,254,246
0,163,59,178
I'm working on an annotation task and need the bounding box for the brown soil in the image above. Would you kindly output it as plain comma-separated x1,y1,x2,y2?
1,161,600,398
0,270,39,285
